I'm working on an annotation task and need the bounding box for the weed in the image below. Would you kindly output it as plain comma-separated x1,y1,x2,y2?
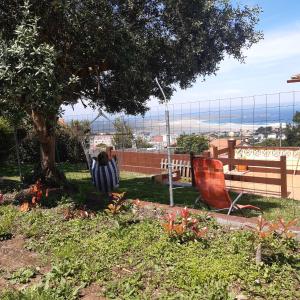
7,267,36,284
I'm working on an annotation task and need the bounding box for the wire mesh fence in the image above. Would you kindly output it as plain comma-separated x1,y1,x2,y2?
1,90,300,219
63,91,300,201
65,90,300,146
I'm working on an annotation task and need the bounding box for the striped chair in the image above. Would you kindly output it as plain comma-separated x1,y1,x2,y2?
91,157,119,193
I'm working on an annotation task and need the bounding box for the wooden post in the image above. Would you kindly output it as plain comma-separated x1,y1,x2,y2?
190,152,195,187
280,155,288,198
212,146,218,158
228,139,236,171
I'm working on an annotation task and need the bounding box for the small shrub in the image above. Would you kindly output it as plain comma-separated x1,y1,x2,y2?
20,180,48,212
247,216,298,264
105,192,127,215
162,207,208,243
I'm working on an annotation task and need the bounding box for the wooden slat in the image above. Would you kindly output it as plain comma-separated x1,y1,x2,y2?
248,166,281,174
219,158,281,168
280,156,288,197
160,158,191,179
218,147,229,155
225,174,282,185
212,146,218,158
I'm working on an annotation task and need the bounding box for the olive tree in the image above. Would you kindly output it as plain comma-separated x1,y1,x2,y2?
0,0,262,184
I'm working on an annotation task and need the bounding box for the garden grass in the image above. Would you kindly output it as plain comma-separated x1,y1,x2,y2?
0,204,299,299
0,163,299,222
0,163,299,299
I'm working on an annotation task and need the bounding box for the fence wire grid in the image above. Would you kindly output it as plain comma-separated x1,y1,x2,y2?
2,90,300,219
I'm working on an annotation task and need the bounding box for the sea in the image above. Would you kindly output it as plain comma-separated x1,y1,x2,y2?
88,103,300,134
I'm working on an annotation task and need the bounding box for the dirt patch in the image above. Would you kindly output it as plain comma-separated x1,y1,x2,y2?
0,235,48,291
80,282,107,300
0,235,39,271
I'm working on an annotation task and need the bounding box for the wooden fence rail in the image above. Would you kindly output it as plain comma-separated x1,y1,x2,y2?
209,139,288,198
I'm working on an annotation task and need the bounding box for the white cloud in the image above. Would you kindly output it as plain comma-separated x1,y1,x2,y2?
220,24,300,73
63,22,300,115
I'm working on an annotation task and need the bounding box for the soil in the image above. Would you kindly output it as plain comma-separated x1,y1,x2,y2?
0,234,107,299
79,282,107,300
0,235,48,291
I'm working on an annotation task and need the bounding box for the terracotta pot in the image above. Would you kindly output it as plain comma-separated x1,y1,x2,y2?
236,164,248,172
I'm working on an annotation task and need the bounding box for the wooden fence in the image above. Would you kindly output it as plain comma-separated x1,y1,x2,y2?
112,150,190,175
160,158,191,180
209,139,288,198
112,141,289,198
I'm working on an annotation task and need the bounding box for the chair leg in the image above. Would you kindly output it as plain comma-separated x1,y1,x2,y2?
227,203,235,215
195,196,200,206
235,205,245,216
227,193,243,215
195,196,211,210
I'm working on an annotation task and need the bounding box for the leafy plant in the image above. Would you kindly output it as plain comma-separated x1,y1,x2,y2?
176,134,209,154
7,267,36,284
162,207,208,243
248,216,298,264
276,218,298,239
247,216,275,265
105,192,127,215
20,179,48,212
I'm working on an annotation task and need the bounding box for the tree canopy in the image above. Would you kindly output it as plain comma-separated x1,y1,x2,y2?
285,111,300,147
0,0,262,183
112,118,134,149
176,134,209,154
1,0,262,116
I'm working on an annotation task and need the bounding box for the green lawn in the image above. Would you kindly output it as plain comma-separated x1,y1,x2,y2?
0,163,299,299
1,163,299,222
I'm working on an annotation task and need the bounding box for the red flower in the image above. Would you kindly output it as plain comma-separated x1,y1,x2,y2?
195,227,208,238
180,207,190,219
166,213,176,225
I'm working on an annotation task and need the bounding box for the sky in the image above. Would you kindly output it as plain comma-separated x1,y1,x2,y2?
63,0,300,116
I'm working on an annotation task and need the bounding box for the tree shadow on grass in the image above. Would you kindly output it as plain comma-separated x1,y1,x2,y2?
0,164,34,178
117,176,299,221
0,179,23,194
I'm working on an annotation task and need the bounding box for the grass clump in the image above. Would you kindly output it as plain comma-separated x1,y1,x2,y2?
0,164,299,299
0,203,298,299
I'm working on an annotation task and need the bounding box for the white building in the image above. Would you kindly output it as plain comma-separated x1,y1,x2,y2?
90,133,113,150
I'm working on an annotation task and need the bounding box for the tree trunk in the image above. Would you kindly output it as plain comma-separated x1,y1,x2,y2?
31,110,66,186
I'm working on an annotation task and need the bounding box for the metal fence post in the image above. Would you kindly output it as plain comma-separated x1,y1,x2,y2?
165,109,174,207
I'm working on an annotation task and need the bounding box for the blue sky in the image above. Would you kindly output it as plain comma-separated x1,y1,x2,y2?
63,0,300,116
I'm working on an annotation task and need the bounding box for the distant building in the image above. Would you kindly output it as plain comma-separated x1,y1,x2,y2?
151,135,164,143
267,133,277,139
209,138,242,150
254,134,265,141
90,133,113,150
150,134,177,149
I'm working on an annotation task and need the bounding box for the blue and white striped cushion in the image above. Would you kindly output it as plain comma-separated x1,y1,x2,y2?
92,158,119,193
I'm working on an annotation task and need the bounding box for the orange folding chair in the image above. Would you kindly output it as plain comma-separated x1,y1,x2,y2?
192,157,260,215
